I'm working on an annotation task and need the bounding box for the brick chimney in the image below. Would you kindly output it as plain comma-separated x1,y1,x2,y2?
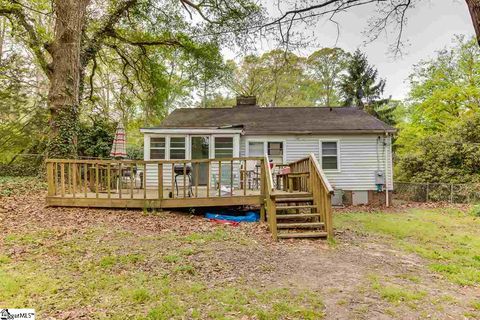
236,95,257,107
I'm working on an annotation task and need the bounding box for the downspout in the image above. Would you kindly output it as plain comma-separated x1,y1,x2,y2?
385,132,390,207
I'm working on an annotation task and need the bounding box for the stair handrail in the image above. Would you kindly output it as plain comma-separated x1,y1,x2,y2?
307,153,334,239
308,153,334,194
263,153,277,240
264,153,275,193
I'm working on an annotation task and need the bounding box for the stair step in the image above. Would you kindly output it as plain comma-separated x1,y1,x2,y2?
278,231,328,239
276,213,321,219
275,197,313,203
276,205,316,210
274,193,312,199
277,222,325,229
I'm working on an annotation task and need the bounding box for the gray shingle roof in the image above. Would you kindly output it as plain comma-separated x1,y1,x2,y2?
147,106,396,135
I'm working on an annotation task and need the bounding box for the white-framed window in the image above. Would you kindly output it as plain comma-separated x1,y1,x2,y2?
214,137,234,158
150,137,166,159
170,137,186,159
247,140,285,164
320,140,340,171
267,142,283,164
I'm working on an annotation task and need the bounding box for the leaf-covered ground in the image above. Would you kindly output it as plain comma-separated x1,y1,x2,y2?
0,177,479,319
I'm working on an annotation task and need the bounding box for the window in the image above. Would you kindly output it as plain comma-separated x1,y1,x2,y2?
215,137,233,158
248,141,264,157
150,137,165,159
267,142,283,164
321,141,338,170
170,137,186,159
248,141,284,163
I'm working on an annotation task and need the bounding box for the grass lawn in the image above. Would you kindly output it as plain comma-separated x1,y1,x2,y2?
335,207,480,286
2,177,480,319
0,178,324,319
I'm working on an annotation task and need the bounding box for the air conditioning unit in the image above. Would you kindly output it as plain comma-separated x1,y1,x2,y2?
332,189,344,206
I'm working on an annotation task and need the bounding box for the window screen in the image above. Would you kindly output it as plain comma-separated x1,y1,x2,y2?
170,137,186,159
215,137,233,158
248,141,264,157
268,142,283,164
321,141,338,170
150,137,165,159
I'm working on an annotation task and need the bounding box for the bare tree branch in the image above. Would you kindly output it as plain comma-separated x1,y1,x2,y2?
81,0,138,67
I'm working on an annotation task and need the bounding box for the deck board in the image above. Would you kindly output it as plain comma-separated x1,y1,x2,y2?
46,186,310,209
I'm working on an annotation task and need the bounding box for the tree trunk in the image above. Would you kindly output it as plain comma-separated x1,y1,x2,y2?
466,0,480,45
47,0,90,158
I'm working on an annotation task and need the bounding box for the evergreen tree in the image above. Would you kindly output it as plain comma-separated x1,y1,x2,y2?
340,49,395,125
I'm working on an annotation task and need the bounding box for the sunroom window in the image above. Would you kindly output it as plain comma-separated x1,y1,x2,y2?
214,137,233,158
150,137,165,159
170,137,186,159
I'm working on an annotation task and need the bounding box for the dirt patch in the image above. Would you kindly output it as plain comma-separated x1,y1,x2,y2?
1,192,479,319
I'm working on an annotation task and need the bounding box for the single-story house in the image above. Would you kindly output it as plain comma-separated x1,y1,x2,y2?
140,96,396,206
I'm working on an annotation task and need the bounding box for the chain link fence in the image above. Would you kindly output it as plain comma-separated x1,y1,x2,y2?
394,182,480,204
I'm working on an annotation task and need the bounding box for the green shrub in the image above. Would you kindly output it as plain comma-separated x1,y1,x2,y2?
470,205,480,217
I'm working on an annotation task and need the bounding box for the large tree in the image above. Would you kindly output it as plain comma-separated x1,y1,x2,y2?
0,0,261,157
306,48,350,106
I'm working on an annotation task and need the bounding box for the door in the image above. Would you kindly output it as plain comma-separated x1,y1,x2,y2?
191,136,210,185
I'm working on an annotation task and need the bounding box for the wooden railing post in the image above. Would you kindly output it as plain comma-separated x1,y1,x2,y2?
107,163,111,199
47,162,55,196
260,158,266,222
158,163,163,200
142,163,147,199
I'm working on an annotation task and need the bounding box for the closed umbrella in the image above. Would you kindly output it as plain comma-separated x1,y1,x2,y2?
110,123,127,159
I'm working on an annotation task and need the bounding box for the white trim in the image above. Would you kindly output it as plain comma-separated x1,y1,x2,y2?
245,138,287,164
319,139,341,173
169,136,187,160
149,136,167,160
140,128,243,134
143,133,240,161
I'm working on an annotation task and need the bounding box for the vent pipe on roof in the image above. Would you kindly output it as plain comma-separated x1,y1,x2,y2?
236,95,256,107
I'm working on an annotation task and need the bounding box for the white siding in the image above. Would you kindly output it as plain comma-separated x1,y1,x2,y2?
241,134,394,191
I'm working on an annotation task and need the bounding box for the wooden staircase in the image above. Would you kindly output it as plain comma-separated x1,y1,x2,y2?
274,193,328,239
262,153,334,241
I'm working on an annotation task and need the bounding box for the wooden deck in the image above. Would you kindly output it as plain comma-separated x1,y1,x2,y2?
47,187,311,208
45,155,334,240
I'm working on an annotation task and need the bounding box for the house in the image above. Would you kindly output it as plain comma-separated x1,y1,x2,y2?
140,96,396,206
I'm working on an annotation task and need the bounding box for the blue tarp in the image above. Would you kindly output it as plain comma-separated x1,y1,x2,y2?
205,211,259,222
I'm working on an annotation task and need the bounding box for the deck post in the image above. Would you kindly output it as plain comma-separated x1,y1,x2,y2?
95,163,99,198
47,162,55,196
60,163,65,197
260,158,266,223
218,160,222,197
158,163,163,200
107,163,111,199
83,163,88,197
143,163,147,199
72,163,76,199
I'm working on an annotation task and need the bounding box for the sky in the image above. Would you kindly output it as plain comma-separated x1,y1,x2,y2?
226,0,475,100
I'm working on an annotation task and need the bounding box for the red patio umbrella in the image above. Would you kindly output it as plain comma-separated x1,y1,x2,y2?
110,123,127,159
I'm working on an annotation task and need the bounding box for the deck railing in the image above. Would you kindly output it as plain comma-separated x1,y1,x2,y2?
45,157,265,207
46,154,333,238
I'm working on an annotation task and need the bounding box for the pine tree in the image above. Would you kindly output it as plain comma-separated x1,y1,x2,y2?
339,49,395,125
